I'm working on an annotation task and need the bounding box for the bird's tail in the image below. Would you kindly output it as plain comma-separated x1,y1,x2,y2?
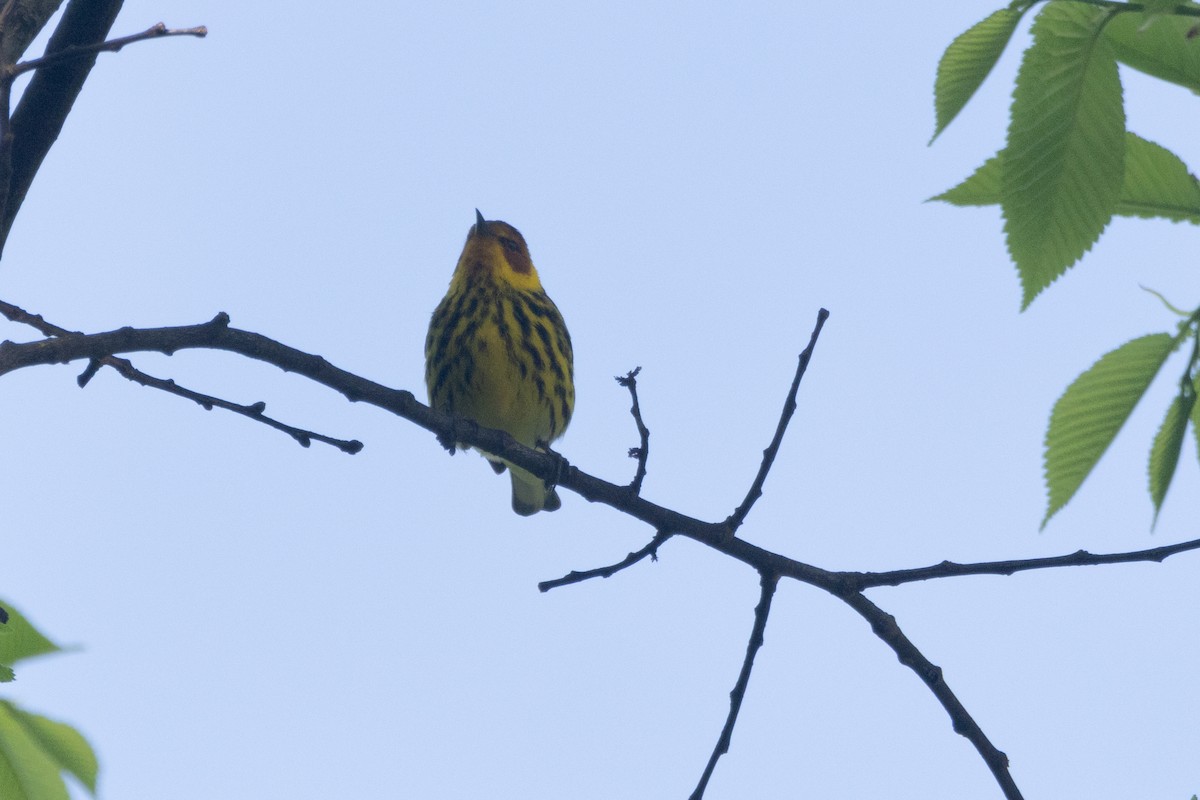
507,463,561,516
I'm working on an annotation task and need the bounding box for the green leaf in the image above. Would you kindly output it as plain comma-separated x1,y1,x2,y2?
0,702,71,800
1148,390,1195,527
1104,4,1200,93
1193,374,1200,462
1119,133,1200,223
1004,1,1126,308
1043,333,1177,527
0,602,61,670
0,667,12,684
930,152,1002,206
1138,0,1182,28
932,7,1026,142
2,706,97,794
932,133,1200,223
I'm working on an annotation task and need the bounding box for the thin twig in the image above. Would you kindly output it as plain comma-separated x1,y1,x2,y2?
6,22,207,79
690,571,779,800
844,537,1200,590
538,530,671,592
615,366,650,494
0,299,362,453
726,309,829,533
85,351,363,453
838,590,1023,800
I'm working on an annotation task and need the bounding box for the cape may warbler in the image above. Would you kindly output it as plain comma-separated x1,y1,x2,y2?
425,211,575,515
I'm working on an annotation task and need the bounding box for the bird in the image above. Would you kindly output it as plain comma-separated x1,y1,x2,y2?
425,210,575,515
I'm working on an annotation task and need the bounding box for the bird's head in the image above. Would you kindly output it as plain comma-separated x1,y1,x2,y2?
453,209,543,291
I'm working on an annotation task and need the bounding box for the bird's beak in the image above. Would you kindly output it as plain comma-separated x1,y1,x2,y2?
474,208,488,235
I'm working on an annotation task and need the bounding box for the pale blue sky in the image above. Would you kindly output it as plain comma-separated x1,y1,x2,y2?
3,1,1198,798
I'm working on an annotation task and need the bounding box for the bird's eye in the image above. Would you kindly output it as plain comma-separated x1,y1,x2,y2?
500,237,520,253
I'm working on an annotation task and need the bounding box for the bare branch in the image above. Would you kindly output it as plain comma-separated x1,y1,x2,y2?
538,530,670,592
0,300,362,454
0,312,801,563
6,307,1200,800
690,571,779,800
0,297,122,345
615,366,650,494
844,537,1200,590
7,22,207,78
726,308,829,533
838,590,1023,800
6,309,1193,589
86,351,363,453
